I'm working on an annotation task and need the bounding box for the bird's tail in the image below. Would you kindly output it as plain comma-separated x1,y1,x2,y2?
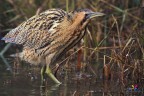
9,52,22,58
9,49,41,65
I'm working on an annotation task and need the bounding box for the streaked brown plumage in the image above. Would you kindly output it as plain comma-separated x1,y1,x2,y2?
2,8,104,84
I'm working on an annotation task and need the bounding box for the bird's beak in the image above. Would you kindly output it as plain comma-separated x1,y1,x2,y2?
86,12,105,19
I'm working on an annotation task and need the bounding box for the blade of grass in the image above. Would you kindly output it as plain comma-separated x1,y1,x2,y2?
101,0,144,23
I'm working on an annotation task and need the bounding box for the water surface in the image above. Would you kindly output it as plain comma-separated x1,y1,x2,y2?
0,56,143,96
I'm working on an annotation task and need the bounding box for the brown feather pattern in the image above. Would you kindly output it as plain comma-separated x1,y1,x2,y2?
2,8,99,65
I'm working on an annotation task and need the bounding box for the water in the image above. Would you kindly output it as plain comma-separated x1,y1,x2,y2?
0,56,144,96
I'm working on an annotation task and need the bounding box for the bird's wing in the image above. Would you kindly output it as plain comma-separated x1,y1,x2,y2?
2,9,67,49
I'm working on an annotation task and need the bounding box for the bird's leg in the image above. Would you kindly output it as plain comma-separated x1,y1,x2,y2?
45,65,61,84
41,65,46,85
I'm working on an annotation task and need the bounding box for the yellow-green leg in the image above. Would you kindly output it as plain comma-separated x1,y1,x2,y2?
41,66,46,85
45,65,61,84
41,66,45,81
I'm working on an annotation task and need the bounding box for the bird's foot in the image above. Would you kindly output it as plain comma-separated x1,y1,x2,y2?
46,66,62,84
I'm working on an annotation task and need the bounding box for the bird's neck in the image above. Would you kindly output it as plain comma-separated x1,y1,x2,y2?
70,12,85,30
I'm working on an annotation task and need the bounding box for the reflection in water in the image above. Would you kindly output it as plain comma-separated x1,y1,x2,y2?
0,56,144,96
40,84,60,96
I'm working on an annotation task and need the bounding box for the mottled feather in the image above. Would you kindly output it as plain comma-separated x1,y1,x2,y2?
2,9,67,49
2,8,104,66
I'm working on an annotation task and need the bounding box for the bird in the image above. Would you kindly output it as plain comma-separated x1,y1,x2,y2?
2,8,104,84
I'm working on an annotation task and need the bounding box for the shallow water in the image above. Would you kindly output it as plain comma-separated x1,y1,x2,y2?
0,56,144,96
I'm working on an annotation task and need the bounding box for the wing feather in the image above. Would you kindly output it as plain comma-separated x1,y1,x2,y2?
2,9,67,49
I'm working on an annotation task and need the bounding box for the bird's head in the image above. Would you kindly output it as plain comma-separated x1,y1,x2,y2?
69,9,105,28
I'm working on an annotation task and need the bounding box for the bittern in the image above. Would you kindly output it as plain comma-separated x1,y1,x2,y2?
2,8,104,84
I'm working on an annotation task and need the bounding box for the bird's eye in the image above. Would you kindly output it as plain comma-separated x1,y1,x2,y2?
85,14,89,20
